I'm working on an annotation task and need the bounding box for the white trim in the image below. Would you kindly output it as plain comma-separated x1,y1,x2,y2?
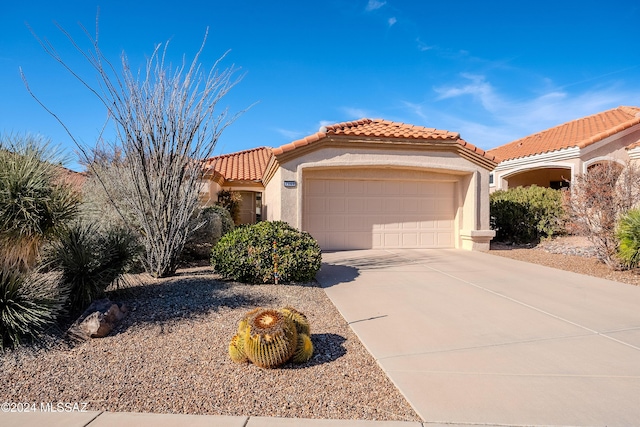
627,146,640,160
493,147,580,172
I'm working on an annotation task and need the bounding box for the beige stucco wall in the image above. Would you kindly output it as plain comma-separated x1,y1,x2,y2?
199,179,223,206
263,167,282,222
265,145,494,250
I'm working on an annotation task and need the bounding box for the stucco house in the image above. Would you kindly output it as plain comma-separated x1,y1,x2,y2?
488,106,640,192
200,118,497,251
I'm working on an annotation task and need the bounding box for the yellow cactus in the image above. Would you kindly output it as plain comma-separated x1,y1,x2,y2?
279,306,311,336
242,309,298,368
228,332,248,363
292,333,314,363
229,307,313,368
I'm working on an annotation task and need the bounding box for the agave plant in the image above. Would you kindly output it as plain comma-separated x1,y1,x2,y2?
0,266,66,350
229,307,313,368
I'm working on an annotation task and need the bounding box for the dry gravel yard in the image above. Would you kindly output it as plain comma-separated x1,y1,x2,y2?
3,236,637,421
0,268,421,421
490,236,640,287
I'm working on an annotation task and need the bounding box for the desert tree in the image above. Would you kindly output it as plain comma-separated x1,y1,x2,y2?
563,161,640,268
23,21,243,277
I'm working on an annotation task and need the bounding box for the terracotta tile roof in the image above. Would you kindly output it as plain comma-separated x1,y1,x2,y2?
272,118,494,161
203,147,273,181
488,106,640,162
626,139,640,151
58,167,87,189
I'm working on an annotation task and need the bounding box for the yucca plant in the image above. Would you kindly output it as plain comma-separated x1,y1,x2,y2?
0,266,67,350
46,223,140,314
617,208,640,269
0,134,80,270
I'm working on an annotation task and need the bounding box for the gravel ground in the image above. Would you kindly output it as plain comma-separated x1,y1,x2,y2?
0,268,421,421
490,236,640,287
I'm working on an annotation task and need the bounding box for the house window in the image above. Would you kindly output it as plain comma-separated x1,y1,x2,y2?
489,173,494,186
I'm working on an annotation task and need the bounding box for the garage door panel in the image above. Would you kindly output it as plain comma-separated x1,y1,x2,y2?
307,180,326,194
347,216,371,231
327,180,346,194
347,198,365,213
327,197,346,212
347,180,365,194
307,197,326,212
304,177,456,250
437,232,453,246
402,233,419,246
366,181,383,194
383,233,401,247
326,215,346,231
402,198,419,212
365,198,382,211
420,233,436,246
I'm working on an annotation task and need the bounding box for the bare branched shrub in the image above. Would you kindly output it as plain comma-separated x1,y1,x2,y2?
564,162,640,268
80,148,139,231
24,23,243,277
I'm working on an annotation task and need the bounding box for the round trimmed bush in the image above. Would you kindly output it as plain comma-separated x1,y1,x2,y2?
211,221,321,284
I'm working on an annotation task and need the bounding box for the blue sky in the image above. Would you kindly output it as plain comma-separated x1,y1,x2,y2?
2,0,639,171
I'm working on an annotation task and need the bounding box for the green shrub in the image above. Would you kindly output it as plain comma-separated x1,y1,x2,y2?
46,223,140,313
490,185,565,243
617,208,640,268
211,221,321,284
0,266,66,350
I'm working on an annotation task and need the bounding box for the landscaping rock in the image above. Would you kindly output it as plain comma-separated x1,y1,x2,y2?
66,299,128,342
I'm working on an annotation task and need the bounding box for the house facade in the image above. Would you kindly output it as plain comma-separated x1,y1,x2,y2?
488,106,640,192
201,118,497,251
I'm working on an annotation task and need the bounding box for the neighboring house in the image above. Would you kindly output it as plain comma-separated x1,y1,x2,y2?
488,106,640,192
201,118,497,251
59,166,87,189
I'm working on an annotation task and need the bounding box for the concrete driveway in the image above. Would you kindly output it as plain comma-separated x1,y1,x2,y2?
317,249,640,427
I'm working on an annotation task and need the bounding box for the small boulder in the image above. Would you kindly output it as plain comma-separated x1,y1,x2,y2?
66,299,128,342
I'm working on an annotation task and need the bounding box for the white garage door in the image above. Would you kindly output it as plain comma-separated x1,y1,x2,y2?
304,178,456,250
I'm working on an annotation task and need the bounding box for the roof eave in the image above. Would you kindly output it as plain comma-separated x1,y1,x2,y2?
273,134,497,170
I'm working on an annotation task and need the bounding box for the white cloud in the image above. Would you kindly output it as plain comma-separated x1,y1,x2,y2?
365,0,386,11
401,78,640,150
318,120,335,129
341,106,370,118
416,38,433,51
434,73,502,112
273,127,305,140
400,101,428,121
388,17,397,26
